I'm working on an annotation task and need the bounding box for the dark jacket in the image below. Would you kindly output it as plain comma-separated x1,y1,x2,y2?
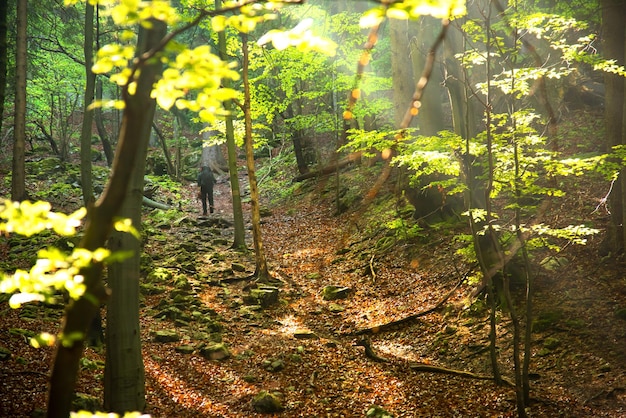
198,167,215,190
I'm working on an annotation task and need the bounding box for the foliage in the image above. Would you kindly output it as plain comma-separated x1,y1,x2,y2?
0,200,136,338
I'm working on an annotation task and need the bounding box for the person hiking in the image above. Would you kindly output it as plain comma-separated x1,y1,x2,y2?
197,166,216,215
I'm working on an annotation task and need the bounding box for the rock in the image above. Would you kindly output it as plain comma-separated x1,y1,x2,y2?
175,345,195,354
154,306,184,321
328,303,345,313
293,329,319,340
264,358,285,372
366,404,395,417
147,267,173,282
213,238,229,246
246,286,279,308
615,307,626,321
152,330,181,343
140,283,166,295
0,345,11,361
321,285,350,301
199,343,230,361
232,262,247,272
71,393,100,413
543,337,560,350
251,390,284,413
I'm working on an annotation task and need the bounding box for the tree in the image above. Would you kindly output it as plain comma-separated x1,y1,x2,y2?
0,0,8,138
11,0,26,202
216,0,246,249
79,1,96,208
601,0,626,253
242,32,271,281
102,15,166,413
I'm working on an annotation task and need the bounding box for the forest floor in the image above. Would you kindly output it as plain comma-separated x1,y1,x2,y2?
2,142,626,417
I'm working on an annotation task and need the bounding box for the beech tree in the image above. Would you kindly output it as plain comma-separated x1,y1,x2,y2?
11,0,26,202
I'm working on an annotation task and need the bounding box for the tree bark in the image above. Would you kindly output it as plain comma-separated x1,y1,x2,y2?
80,1,96,207
216,0,246,249
390,18,415,128
601,0,626,253
242,33,270,281
95,78,115,166
103,17,165,415
12,0,27,202
409,17,444,137
46,15,166,418
0,0,8,139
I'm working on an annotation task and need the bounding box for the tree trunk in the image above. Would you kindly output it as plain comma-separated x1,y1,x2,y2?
46,15,166,418
95,78,115,166
409,17,444,136
80,2,96,207
201,128,228,174
102,17,165,414
390,18,415,128
151,122,175,176
242,33,270,281
12,0,27,202
216,0,246,249
601,0,626,253
0,0,8,139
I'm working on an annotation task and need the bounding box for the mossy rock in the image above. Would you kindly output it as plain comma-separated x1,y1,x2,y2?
147,267,173,282
140,283,166,295
615,307,626,321
251,390,284,413
533,311,562,333
199,343,230,361
328,303,345,313
175,345,196,354
152,330,181,343
321,285,350,301
245,286,279,308
0,345,11,361
154,306,184,321
543,337,560,350
71,393,100,413
366,405,395,418
232,262,247,272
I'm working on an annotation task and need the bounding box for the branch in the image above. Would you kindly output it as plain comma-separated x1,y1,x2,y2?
353,276,463,335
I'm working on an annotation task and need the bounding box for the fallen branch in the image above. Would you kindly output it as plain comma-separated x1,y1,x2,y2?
354,338,390,363
354,277,463,335
292,152,361,182
410,363,513,386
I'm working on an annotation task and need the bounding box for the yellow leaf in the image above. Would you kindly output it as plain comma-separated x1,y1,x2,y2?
212,15,227,32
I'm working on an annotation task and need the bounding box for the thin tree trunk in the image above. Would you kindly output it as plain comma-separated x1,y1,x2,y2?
46,15,166,418
216,0,246,249
601,0,625,252
80,2,96,207
242,33,270,281
12,0,27,202
0,0,8,138
95,78,115,166
151,122,175,176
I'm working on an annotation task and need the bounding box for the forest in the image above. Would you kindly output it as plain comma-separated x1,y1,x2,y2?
1,0,626,417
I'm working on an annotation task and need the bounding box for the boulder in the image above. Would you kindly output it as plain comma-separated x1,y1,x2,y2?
252,390,284,413
321,285,350,301
199,343,230,361
152,330,181,343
